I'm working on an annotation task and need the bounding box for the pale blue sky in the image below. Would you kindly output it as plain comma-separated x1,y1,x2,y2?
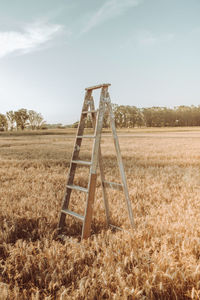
0,0,200,124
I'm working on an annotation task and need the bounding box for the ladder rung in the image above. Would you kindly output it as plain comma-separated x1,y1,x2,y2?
67,184,88,193
61,209,84,221
82,110,97,114
85,83,111,90
72,160,92,166
77,135,95,139
103,181,123,191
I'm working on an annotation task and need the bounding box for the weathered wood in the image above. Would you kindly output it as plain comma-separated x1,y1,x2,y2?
90,87,107,174
58,83,135,241
71,160,92,166
82,110,98,114
66,184,88,193
58,89,92,230
85,83,111,90
90,96,110,226
81,173,97,239
109,224,123,231
77,135,95,138
81,90,107,239
98,148,110,226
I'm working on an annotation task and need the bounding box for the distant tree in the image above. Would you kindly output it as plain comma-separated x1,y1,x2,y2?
14,109,29,130
113,105,125,128
0,114,8,131
142,108,152,127
151,107,165,127
136,109,145,127
191,106,200,126
28,110,37,130
162,108,176,126
71,121,79,128
174,106,193,127
6,110,15,131
113,104,140,128
127,106,138,127
28,110,45,129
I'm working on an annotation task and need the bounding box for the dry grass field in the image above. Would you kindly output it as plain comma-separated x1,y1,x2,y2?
0,128,200,299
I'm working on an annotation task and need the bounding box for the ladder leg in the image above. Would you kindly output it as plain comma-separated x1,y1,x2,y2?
90,96,110,227
98,147,110,226
107,97,135,229
81,87,107,239
81,173,97,239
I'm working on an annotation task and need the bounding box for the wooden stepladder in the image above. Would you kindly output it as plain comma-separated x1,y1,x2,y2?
58,83,135,240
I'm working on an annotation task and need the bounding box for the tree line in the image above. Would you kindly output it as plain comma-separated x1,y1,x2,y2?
2,105,200,131
83,104,200,128
111,105,200,128
0,109,45,131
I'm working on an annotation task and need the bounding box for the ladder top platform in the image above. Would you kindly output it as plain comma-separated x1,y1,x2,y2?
85,83,111,91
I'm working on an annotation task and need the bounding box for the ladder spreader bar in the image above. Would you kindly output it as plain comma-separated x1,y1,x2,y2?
61,209,84,221
71,160,92,166
109,224,123,231
77,135,95,138
109,224,132,234
67,184,88,193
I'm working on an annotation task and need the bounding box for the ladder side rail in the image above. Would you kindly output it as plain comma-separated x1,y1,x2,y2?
58,90,92,230
90,87,107,173
81,88,107,239
98,148,110,226
90,96,110,226
106,96,135,229
67,89,92,185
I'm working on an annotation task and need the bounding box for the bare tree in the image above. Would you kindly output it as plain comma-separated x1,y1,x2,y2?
0,114,8,131
28,110,45,129
6,111,15,131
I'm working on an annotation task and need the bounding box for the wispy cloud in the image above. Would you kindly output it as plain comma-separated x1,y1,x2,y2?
0,21,64,58
81,0,143,34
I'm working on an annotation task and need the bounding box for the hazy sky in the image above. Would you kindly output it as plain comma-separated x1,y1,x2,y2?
0,0,200,124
